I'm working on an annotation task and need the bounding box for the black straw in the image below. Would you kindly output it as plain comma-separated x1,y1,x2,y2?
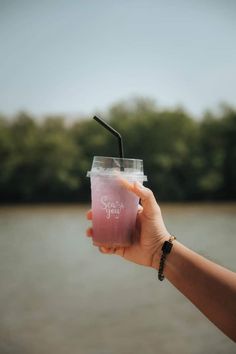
93,116,124,159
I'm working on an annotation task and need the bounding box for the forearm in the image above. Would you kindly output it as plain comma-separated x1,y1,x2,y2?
153,240,236,341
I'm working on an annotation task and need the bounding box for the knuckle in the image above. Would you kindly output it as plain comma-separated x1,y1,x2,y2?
145,188,154,198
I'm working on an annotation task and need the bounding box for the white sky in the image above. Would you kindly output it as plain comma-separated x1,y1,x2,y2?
0,0,236,118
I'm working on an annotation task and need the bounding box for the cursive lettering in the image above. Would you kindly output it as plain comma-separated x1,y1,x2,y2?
101,196,124,219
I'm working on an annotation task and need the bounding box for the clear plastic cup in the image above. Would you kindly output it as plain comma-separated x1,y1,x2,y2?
87,156,147,247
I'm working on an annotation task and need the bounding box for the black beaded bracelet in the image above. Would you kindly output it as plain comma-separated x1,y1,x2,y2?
158,235,176,281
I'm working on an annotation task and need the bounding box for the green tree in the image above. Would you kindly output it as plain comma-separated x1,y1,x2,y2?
221,106,236,199
0,99,235,202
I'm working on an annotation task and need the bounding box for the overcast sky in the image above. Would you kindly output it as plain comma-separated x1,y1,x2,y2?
0,0,236,118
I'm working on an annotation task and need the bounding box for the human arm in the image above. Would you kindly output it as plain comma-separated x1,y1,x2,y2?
86,181,236,341
155,239,236,342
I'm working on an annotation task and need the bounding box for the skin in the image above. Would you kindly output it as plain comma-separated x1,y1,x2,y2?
86,181,236,342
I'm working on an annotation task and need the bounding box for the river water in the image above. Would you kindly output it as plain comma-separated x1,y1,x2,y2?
0,204,235,354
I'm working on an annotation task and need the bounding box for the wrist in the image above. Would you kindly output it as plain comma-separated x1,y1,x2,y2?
150,233,171,269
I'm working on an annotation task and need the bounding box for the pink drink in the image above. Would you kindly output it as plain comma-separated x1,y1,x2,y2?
87,156,147,248
91,175,139,247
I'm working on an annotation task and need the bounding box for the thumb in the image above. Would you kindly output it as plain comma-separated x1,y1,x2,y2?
119,177,160,217
133,182,160,217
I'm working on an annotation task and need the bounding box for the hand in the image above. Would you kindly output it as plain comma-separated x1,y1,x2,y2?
86,181,171,268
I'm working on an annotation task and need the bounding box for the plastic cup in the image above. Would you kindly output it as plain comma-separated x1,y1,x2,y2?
87,156,147,248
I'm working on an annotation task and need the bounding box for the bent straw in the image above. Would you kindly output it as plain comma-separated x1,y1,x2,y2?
93,116,124,159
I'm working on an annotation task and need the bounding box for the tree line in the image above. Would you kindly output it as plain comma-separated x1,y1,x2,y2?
0,98,235,203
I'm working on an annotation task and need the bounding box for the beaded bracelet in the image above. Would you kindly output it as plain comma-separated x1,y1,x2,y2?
158,235,176,281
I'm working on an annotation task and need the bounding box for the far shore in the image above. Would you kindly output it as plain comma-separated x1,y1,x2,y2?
0,201,236,213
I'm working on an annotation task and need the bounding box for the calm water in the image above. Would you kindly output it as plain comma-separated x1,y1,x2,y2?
0,204,235,354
